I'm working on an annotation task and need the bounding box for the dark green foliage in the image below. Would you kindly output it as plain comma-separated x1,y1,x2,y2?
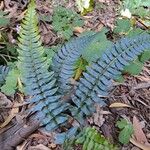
76,127,117,150
0,31,18,64
81,29,112,63
17,0,68,131
0,11,10,27
1,68,20,95
0,65,9,87
140,50,150,63
70,34,150,123
123,59,144,75
116,119,133,144
114,19,131,34
121,0,150,18
52,6,84,40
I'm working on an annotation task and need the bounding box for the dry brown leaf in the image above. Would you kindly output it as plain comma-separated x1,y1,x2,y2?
48,143,56,149
0,92,12,107
0,103,19,128
136,76,150,82
74,26,85,33
16,10,26,21
29,144,51,150
16,140,28,150
30,133,47,140
109,102,132,108
0,1,4,10
131,146,141,150
83,15,94,19
88,105,106,127
130,138,150,150
133,116,148,143
147,133,150,139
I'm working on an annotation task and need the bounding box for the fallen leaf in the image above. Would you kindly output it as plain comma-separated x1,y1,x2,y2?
131,146,141,150
0,92,12,107
48,143,57,149
133,116,148,143
16,139,28,150
147,133,150,139
0,1,4,10
0,103,19,128
88,105,106,127
109,102,132,108
30,133,47,140
136,76,150,82
74,26,85,33
29,144,51,150
130,138,150,150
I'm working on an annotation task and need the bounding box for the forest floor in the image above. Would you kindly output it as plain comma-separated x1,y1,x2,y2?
0,0,150,150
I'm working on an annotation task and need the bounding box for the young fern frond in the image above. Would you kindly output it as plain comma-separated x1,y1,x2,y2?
17,0,69,131
52,34,100,93
76,127,117,150
71,34,150,123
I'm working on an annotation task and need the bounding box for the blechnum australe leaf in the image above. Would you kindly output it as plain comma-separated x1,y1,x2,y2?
16,0,150,146
76,127,117,150
17,0,69,131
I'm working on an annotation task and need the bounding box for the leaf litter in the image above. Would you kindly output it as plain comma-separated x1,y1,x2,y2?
0,0,150,150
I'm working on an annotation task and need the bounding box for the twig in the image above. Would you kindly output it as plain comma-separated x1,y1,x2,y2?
133,82,150,90
0,116,40,150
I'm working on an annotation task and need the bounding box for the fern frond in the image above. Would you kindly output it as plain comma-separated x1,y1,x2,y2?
52,34,99,93
76,127,117,150
0,65,9,86
17,0,68,131
71,34,150,122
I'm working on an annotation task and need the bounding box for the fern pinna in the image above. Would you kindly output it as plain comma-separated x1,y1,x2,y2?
17,0,150,144
76,127,117,150
17,0,69,131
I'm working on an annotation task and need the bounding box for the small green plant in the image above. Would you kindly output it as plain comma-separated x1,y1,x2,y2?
116,119,134,144
52,6,84,40
0,31,18,64
121,0,150,18
1,68,21,95
76,127,117,150
0,11,10,27
113,19,131,35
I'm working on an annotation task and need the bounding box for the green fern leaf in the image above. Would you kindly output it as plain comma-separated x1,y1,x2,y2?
17,0,68,131
76,127,117,150
70,33,150,123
